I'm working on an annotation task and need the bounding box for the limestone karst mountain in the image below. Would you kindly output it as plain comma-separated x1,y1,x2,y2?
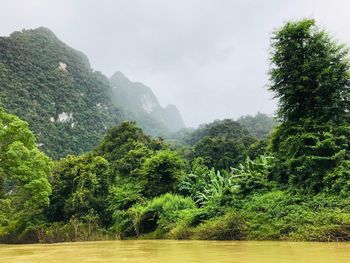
0,27,185,158
0,27,126,159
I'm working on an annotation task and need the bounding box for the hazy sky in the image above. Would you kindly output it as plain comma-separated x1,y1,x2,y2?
1,0,350,127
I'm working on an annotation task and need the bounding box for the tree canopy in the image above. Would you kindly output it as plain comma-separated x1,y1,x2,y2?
270,19,350,124
0,108,52,241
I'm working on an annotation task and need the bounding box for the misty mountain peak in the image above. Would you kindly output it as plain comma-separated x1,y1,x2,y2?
10,27,58,41
110,72,185,133
111,71,130,82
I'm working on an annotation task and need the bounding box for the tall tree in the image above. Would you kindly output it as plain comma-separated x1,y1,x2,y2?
269,20,350,192
0,108,52,240
49,154,111,226
270,19,350,124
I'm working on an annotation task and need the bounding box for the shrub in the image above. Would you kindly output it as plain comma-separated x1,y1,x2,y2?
128,193,196,237
141,151,184,197
192,211,246,240
243,191,350,241
231,155,275,196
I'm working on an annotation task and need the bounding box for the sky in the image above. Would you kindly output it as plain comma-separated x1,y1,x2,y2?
0,0,350,127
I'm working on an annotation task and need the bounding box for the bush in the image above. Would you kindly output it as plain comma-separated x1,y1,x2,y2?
179,168,237,207
231,155,275,196
110,210,136,239
243,191,350,241
192,211,246,240
127,193,196,237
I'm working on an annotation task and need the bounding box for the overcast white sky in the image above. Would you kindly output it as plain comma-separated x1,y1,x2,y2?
0,0,349,127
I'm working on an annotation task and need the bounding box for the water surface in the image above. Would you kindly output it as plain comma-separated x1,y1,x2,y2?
0,240,349,262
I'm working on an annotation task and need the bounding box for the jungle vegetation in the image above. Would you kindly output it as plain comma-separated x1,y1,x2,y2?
0,19,349,243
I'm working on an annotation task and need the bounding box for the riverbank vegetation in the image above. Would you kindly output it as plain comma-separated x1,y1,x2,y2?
0,19,349,243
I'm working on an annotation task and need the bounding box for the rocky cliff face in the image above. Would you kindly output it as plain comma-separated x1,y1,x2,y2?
110,72,185,135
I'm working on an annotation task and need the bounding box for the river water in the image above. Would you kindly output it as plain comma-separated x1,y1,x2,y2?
0,240,349,262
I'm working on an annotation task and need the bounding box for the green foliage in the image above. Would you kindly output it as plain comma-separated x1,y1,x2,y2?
107,183,144,212
195,169,237,208
231,156,275,196
179,119,257,170
246,139,269,160
177,157,210,201
237,112,278,138
49,153,111,226
269,19,350,192
185,119,249,145
141,150,184,197
192,136,248,170
192,211,246,240
270,19,350,123
270,120,349,192
0,28,125,159
95,121,163,163
0,108,52,240
324,160,350,197
179,156,274,207
110,210,136,238
2,19,350,243
127,194,196,237
243,191,350,241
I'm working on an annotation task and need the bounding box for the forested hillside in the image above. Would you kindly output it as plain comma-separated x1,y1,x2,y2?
0,27,125,159
0,28,185,159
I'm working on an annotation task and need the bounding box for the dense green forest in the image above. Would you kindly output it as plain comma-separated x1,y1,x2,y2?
0,19,349,243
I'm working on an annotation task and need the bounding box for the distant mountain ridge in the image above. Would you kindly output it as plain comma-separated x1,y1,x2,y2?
110,71,185,135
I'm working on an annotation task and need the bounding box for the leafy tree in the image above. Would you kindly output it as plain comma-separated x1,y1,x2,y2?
141,151,184,197
324,160,350,196
49,153,111,226
95,121,163,163
246,139,269,160
180,119,257,170
269,19,350,192
0,108,52,238
270,19,349,123
190,133,258,170
107,183,144,212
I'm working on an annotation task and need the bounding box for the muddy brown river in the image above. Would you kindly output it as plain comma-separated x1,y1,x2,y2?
0,240,349,262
